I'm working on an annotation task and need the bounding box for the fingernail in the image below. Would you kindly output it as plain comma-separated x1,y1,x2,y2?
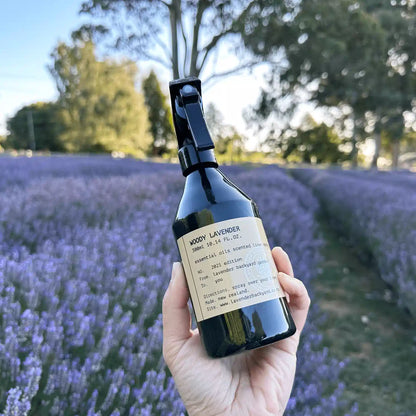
278,271,290,279
171,262,181,286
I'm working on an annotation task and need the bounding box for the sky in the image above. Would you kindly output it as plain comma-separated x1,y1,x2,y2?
0,0,268,148
0,1,87,134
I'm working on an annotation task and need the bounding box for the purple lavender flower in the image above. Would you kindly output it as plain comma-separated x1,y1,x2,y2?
0,157,345,415
294,168,416,317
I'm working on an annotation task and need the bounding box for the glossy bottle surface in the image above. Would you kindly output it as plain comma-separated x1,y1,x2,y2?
173,167,296,358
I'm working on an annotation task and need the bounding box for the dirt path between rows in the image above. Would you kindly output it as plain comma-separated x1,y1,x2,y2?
314,218,416,416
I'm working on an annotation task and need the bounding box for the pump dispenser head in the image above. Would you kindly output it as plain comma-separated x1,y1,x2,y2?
169,77,218,175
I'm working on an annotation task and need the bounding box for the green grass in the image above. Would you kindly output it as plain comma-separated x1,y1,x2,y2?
315,218,416,416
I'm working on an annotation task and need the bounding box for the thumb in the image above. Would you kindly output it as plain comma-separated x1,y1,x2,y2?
162,262,192,364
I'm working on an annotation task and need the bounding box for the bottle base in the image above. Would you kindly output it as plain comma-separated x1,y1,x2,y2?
200,297,297,358
207,323,297,358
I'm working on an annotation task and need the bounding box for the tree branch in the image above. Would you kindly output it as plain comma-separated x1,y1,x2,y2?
190,0,209,76
179,12,189,77
203,62,258,86
197,29,234,74
152,34,172,63
197,0,259,75
113,23,172,70
203,60,284,87
169,0,180,78
141,51,172,70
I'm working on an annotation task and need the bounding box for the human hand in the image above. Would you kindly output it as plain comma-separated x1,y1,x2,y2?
162,247,310,416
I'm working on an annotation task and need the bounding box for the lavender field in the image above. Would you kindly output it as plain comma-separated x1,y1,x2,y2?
293,168,416,318
0,156,349,416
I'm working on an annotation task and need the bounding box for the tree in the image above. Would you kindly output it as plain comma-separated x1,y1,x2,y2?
204,103,227,142
49,35,152,155
142,71,175,156
215,129,246,163
380,121,400,169
360,0,416,168
204,103,246,163
400,129,416,168
79,0,268,80
243,0,387,164
282,115,348,164
0,134,5,152
6,102,64,151
242,0,416,168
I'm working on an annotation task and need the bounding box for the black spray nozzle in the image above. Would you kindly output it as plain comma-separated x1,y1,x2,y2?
169,77,215,151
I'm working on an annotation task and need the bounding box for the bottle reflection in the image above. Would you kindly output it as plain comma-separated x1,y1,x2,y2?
252,310,267,340
223,309,267,349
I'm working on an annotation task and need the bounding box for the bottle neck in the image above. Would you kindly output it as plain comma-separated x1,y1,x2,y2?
179,144,218,176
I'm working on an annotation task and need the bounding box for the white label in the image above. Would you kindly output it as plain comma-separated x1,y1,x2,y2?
177,217,284,322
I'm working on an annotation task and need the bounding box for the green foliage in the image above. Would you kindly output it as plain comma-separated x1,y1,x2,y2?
6,102,64,151
402,130,416,150
0,136,5,153
204,103,246,163
142,71,174,156
49,36,152,156
282,0,387,112
244,1,387,127
215,130,246,164
286,124,347,164
273,115,348,164
243,0,416,166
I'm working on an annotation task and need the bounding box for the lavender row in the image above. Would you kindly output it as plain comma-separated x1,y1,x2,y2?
293,168,416,318
0,173,186,415
236,167,348,415
0,155,177,191
326,168,416,190
0,155,247,192
0,161,347,415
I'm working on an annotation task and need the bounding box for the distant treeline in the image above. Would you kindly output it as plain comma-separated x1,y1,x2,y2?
3,0,416,169
3,37,174,158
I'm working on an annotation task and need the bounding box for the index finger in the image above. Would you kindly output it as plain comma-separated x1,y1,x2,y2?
272,247,294,277
272,247,310,334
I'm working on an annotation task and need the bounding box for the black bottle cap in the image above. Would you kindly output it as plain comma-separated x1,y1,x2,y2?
169,77,218,175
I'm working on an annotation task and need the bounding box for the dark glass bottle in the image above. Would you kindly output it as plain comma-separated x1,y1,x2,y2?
170,78,296,358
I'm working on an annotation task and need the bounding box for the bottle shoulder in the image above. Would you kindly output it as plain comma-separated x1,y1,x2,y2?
177,168,254,211
173,168,259,238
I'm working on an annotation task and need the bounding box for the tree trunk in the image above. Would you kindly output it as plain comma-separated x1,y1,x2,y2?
170,0,180,79
350,139,358,167
26,110,36,151
392,139,400,170
190,1,205,76
350,113,358,167
371,130,381,170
